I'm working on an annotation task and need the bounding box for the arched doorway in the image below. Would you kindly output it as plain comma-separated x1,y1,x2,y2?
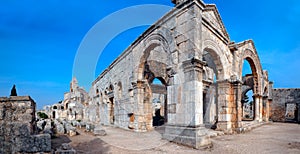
137,44,170,130
107,84,115,125
202,49,220,129
150,77,167,127
242,89,254,120
52,111,56,119
241,58,259,121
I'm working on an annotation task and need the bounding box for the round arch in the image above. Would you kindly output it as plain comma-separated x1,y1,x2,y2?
239,49,263,95
202,40,226,80
137,33,171,81
134,33,171,130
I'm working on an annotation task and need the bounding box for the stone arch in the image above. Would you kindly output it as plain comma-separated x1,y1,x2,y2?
239,48,263,95
137,33,171,81
202,50,223,128
202,40,226,80
242,86,253,98
241,87,255,120
134,33,171,131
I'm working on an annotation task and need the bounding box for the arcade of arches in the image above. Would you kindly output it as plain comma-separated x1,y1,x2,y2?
88,0,272,149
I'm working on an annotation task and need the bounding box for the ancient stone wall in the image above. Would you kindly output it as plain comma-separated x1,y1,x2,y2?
0,96,51,153
271,89,300,122
86,0,272,149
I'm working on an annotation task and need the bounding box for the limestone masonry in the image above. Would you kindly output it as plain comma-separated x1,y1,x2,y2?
85,0,272,149
0,96,51,153
271,88,300,123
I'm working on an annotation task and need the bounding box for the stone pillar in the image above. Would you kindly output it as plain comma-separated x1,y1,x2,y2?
262,96,268,122
253,95,259,121
182,58,205,126
259,96,263,122
163,58,211,149
231,79,243,129
216,80,232,131
253,95,262,122
132,80,148,132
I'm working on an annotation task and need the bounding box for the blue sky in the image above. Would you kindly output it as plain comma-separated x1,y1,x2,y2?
0,0,299,109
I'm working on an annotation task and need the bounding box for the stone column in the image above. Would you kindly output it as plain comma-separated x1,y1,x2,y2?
253,94,262,122
254,95,259,121
262,96,268,122
259,96,263,122
265,98,270,122
132,80,148,132
231,79,243,129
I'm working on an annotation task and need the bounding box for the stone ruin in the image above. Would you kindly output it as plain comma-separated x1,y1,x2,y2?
0,96,51,153
271,88,300,123
41,77,88,122
36,0,300,150
82,0,273,149
37,77,89,137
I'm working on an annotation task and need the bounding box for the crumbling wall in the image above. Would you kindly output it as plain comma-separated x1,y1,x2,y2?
0,96,51,153
271,89,300,122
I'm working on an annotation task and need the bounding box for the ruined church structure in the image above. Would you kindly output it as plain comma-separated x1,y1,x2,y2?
87,0,272,148
42,77,88,121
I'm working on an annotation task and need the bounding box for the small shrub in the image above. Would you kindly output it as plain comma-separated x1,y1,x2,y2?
37,112,49,119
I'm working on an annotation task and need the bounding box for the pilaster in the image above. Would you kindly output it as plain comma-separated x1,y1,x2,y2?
163,58,211,149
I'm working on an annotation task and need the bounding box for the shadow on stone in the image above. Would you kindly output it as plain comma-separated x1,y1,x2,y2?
73,138,110,154
51,135,72,150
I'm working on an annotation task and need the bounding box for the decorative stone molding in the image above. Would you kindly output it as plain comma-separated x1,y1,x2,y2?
182,57,205,81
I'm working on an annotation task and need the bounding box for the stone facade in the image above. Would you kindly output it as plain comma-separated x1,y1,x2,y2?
41,77,88,122
84,0,272,149
62,77,88,121
271,88,300,123
0,96,51,153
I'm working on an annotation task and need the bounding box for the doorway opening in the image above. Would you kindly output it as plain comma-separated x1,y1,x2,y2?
151,78,167,127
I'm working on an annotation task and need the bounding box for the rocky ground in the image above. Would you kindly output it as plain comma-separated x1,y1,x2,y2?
51,122,300,154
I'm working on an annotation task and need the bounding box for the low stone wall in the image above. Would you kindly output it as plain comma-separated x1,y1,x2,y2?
271,89,300,122
0,96,51,153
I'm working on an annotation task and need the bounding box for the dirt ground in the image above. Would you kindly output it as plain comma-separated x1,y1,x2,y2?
52,123,300,154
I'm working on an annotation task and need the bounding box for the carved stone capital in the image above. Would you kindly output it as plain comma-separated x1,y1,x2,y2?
182,57,205,73
182,57,205,81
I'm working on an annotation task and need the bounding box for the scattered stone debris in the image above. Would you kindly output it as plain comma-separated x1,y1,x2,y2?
55,143,76,154
93,124,107,136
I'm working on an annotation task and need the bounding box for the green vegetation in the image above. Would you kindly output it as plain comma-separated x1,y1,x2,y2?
37,112,49,119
